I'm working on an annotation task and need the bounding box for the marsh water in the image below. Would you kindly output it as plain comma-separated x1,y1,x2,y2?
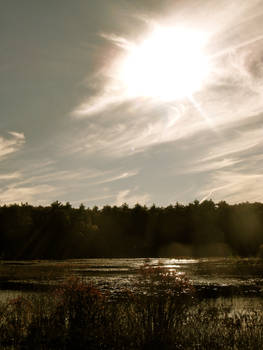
1,258,263,311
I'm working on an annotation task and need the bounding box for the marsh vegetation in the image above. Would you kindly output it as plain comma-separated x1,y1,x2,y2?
1,200,263,348
0,262,263,349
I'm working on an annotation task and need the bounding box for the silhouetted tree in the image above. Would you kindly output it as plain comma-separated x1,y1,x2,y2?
0,200,263,259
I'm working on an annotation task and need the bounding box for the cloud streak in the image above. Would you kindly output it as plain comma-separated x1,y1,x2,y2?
64,0,263,204
199,171,263,204
0,184,54,205
71,0,263,161
0,132,25,159
115,189,150,207
3,0,263,206
0,161,140,206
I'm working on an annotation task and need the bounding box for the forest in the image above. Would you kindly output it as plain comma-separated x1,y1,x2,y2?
0,200,263,259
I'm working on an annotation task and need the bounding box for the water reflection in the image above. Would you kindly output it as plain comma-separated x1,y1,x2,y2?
0,258,263,311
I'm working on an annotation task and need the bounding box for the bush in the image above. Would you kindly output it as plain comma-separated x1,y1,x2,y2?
0,265,262,349
121,263,195,349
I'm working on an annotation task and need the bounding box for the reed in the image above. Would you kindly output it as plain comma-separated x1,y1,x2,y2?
0,264,262,349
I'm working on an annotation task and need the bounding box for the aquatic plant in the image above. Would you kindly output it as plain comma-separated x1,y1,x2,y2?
0,268,262,349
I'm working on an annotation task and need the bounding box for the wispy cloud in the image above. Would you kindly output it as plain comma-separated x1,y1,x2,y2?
0,132,25,199
199,171,263,203
0,132,25,159
70,0,263,163
3,0,263,206
70,194,115,207
0,162,140,206
92,170,138,185
15,167,138,189
115,189,150,207
0,184,55,205
198,128,263,165
189,158,241,174
0,172,21,181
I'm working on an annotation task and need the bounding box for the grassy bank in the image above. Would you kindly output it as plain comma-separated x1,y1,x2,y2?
0,265,262,349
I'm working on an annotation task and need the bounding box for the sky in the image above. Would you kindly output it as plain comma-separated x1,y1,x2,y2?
1,0,263,207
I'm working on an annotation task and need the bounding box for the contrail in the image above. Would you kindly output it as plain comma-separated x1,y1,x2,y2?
210,33,263,60
187,94,221,136
189,31,263,133
200,190,214,203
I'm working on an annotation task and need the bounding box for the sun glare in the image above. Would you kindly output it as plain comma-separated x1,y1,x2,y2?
117,26,210,101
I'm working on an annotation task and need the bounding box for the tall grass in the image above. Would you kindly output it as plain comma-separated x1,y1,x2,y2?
0,264,262,349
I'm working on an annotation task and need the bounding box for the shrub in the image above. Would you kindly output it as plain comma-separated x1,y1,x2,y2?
121,262,195,349
0,266,263,349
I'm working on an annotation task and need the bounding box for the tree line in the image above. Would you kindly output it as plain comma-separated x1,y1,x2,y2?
0,200,263,259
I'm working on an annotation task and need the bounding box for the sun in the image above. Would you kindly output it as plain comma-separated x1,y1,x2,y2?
116,26,210,101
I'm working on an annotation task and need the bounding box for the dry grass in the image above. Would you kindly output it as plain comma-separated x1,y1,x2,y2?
0,264,262,349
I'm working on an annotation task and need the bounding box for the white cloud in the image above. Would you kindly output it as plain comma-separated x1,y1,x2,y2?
70,194,115,206
3,0,262,207
115,189,150,206
8,131,25,140
70,0,263,162
17,167,138,189
0,184,54,205
0,162,140,206
187,158,241,174
199,171,263,203
0,172,21,181
0,132,25,159
198,128,263,164
92,170,138,185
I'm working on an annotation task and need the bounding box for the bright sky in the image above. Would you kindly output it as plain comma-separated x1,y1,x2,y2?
1,0,263,206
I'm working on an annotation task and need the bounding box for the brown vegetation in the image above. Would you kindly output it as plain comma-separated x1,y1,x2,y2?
0,264,262,349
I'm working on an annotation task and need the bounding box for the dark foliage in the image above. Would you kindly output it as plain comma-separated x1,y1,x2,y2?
1,200,263,259
0,272,262,350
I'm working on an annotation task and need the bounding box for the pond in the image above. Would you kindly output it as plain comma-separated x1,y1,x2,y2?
0,257,263,311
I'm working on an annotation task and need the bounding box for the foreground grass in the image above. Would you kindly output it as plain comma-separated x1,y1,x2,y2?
0,265,262,349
